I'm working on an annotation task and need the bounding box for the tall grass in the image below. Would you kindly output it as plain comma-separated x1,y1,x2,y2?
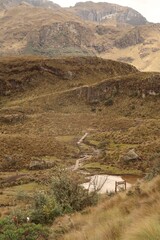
51,176,160,240
124,215,160,240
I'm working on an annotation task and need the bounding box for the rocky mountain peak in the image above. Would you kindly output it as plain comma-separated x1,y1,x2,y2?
72,1,147,26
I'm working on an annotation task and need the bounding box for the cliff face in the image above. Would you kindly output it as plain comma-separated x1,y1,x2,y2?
0,4,94,57
65,73,160,104
115,28,144,48
26,21,94,56
70,2,147,26
0,1,159,71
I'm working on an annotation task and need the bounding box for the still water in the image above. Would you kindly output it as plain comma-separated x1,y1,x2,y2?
82,174,140,193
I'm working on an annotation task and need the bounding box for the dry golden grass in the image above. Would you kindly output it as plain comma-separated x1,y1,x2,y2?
0,56,159,172
100,24,160,72
50,176,160,240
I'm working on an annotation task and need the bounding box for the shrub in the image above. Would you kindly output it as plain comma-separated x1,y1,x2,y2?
11,209,28,224
51,170,98,213
90,99,100,105
0,217,49,240
145,160,160,180
31,191,61,224
16,190,32,203
91,107,96,112
1,156,16,170
104,98,114,106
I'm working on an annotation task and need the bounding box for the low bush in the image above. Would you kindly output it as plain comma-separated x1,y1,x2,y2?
31,191,62,224
51,170,98,213
145,160,160,180
0,217,49,240
104,98,114,106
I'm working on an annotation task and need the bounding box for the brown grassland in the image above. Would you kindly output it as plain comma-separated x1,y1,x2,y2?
0,56,159,239
0,56,159,172
50,176,160,240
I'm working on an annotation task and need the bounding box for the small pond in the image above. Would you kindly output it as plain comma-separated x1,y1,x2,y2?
82,174,141,194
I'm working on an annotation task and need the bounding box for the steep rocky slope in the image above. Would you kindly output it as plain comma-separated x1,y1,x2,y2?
69,1,147,26
0,4,94,56
0,1,159,71
100,23,160,72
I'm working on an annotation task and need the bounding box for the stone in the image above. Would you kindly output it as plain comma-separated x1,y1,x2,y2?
123,149,140,162
29,159,54,170
29,160,48,170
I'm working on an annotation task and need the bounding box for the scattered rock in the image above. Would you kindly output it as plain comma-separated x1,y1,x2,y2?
29,160,54,170
122,149,140,162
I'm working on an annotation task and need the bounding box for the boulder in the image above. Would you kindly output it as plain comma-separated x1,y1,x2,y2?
122,149,140,162
29,160,46,170
29,159,54,170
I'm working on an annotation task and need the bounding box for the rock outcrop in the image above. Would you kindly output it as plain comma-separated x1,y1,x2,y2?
65,72,160,104
115,28,144,48
27,21,94,56
71,2,147,26
122,149,140,162
29,160,54,170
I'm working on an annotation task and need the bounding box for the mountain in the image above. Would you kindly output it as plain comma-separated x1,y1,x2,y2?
0,2,88,58
0,2,159,237
0,4,94,57
100,23,160,72
69,1,147,26
0,1,159,71
0,0,60,9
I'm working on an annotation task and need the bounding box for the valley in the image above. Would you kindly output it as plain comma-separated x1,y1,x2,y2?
0,56,159,173
0,1,160,240
0,57,159,213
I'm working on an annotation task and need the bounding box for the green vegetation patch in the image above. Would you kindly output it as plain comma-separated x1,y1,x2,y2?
0,218,49,240
55,135,76,143
82,162,142,175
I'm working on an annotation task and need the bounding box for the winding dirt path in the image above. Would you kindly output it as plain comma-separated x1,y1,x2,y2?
73,133,100,171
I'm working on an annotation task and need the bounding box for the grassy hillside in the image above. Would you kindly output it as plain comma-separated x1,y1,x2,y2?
101,24,160,72
51,176,160,240
0,56,159,174
0,56,159,240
